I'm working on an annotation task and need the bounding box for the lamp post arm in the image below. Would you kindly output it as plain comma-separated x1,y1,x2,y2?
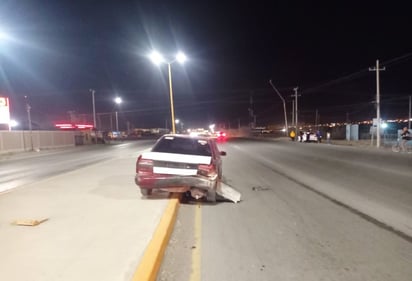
269,80,288,136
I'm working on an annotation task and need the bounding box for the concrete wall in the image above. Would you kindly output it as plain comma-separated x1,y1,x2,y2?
0,130,75,154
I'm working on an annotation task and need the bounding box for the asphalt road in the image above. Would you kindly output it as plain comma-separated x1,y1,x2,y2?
0,140,155,193
159,138,412,281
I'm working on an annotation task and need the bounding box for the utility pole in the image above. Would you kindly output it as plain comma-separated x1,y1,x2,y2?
269,80,288,136
249,93,254,128
409,96,411,130
24,96,33,151
292,87,299,141
369,60,385,148
291,100,295,128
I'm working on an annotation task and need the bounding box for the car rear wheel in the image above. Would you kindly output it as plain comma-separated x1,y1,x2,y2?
140,188,152,196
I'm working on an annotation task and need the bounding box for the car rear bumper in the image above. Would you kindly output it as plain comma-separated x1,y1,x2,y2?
135,173,217,191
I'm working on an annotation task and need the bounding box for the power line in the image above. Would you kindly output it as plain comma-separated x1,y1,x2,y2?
301,50,412,95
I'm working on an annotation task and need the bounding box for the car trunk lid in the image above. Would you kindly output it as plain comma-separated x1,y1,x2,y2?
140,152,212,176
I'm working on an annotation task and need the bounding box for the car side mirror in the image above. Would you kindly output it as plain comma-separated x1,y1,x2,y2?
220,151,227,156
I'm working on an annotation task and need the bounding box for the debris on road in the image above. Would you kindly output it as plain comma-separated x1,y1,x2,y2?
12,218,48,226
217,182,241,203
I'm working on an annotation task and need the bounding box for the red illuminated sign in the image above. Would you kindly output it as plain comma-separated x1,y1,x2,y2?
55,123,94,130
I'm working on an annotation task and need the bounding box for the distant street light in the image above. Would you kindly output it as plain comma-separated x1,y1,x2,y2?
114,97,122,133
175,118,183,133
9,119,18,128
149,50,187,134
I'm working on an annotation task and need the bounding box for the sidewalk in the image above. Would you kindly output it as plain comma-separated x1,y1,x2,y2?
0,150,177,281
257,136,396,152
324,139,403,153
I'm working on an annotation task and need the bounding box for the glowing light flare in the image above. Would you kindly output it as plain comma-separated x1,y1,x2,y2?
209,124,215,133
9,120,18,127
55,124,75,129
55,123,94,130
149,51,165,65
0,32,8,41
176,52,187,64
114,97,122,104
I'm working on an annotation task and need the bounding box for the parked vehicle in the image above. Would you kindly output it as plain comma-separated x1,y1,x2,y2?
298,131,319,143
135,134,226,201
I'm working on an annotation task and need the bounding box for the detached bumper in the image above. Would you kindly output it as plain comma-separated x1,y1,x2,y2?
135,174,217,191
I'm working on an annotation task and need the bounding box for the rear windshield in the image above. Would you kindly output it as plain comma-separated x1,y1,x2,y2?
152,136,212,156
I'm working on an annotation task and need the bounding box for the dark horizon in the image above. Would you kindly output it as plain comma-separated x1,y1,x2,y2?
1,1,411,130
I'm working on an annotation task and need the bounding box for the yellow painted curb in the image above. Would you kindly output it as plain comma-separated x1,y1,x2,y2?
131,193,180,281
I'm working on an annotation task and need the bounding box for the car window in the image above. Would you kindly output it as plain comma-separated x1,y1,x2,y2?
152,137,212,156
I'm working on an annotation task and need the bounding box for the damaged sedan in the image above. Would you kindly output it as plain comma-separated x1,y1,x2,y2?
135,134,226,201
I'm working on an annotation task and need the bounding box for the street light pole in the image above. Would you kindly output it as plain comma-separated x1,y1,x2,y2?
168,63,176,134
89,89,96,129
115,111,119,132
114,97,122,134
269,80,288,136
369,60,385,148
148,51,186,135
293,87,299,141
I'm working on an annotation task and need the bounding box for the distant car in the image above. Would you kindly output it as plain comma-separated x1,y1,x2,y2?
213,131,227,142
298,131,319,142
135,134,226,201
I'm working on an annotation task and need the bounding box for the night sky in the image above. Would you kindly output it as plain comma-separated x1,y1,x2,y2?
1,1,412,130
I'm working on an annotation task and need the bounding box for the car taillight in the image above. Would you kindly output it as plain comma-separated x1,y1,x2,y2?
198,163,216,177
136,155,153,174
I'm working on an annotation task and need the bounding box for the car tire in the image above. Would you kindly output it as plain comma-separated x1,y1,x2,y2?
140,188,152,196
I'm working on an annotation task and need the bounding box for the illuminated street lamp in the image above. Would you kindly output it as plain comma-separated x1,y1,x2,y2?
114,97,122,133
175,118,184,133
0,30,11,42
149,50,187,134
9,119,18,128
